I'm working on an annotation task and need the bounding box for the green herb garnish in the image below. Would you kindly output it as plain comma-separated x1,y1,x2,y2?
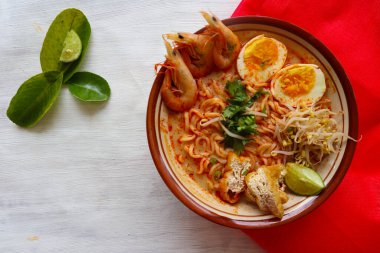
209,157,218,165
223,136,251,155
223,113,257,136
221,80,267,154
213,171,222,181
246,87,269,107
225,80,249,105
222,104,246,119
7,8,111,128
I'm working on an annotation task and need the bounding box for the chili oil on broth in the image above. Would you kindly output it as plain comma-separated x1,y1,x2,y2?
159,29,344,219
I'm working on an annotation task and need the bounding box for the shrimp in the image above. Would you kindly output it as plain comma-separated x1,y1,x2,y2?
160,38,198,112
201,11,241,70
165,32,214,78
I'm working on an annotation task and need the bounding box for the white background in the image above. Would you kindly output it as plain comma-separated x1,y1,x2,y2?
0,1,264,252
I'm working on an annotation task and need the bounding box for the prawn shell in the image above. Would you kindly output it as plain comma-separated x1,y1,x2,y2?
160,69,198,112
175,31,215,78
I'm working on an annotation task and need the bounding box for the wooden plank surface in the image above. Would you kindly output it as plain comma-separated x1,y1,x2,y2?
0,1,264,252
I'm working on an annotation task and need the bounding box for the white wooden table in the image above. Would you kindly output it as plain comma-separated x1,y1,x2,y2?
0,1,264,252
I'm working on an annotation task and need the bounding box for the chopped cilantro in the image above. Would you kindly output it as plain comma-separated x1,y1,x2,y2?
225,80,249,105
224,135,251,155
221,80,265,154
222,104,245,119
213,171,222,181
209,157,218,165
247,88,270,107
236,116,257,135
242,168,249,176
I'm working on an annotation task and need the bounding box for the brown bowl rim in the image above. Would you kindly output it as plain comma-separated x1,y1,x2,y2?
146,16,358,229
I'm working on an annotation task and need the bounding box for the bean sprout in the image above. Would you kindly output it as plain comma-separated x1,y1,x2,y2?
275,103,358,167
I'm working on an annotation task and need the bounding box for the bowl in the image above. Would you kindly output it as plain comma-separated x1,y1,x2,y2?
146,16,358,229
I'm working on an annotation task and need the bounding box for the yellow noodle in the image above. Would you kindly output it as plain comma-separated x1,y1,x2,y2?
178,154,185,164
198,157,209,174
189,114,202,135
179,134,196,142
196,118,203,131
205,112,221,118
261,95,269,110
254,82,270,87
184,112,190,133
211,79,225,98
190,108,205,119
197,79,210,98
214,142,228,158
177,77,287,179
200,98,226,111
208,163,223,179
245,85,256,94
195,136,211,151
185,144,209,159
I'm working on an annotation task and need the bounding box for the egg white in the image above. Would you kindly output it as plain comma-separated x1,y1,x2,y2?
237,35,287,84
271,64,326,107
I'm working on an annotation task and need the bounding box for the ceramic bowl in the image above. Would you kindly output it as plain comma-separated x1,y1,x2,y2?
146,16,358,229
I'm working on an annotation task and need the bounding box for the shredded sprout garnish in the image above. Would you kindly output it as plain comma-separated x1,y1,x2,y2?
200,117,222,127
271,150,297,156
275,103,358,167
219,122,248,140
244,111,267,117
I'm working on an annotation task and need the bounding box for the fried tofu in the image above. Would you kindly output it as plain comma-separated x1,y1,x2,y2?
245,164,288,218
219,152,251,204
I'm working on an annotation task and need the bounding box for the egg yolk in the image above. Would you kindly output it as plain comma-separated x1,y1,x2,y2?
244,38,278,70
280,66,316,97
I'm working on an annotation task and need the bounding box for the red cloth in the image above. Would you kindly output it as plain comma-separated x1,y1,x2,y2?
232,1,380,252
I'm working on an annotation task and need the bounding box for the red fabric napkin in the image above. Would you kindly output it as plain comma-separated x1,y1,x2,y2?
232,1,380,252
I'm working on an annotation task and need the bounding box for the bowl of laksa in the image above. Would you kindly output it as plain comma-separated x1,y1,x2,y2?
147,13,358,228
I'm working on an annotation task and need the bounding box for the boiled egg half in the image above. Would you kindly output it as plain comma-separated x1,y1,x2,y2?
271,64,326,107
237,35,287,84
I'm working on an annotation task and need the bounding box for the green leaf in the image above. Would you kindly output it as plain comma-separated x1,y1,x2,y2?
225,80,249,104
222,115,256,136
40,8,91,82
236,115,257,135
66,72,110,101
242,168,249,176
213,170,222,181
222,104,245,119
209,157,218,165
7,72,63,127
221,80,263,154
247,88,269,107
223,135,245,155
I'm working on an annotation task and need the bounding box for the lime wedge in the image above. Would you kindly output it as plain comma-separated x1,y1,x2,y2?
59,30,82,63
285,163,325,196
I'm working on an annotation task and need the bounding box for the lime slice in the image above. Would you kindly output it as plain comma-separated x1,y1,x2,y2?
285,163,325,196
59,30,82,63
